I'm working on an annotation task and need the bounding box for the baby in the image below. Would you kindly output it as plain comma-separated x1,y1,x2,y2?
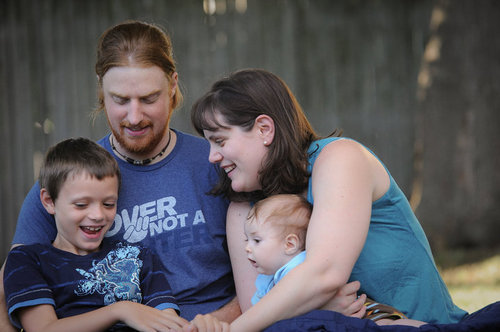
245,194,426,327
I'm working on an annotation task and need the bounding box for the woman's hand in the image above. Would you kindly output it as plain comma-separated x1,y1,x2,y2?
182,314,230,332
321,281,367,318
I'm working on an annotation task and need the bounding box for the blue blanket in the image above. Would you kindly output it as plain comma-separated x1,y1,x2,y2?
264,301,500,332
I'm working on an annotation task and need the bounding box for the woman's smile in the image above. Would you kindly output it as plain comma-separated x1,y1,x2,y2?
223,164,236,175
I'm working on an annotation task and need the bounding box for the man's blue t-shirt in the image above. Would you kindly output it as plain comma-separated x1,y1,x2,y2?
13,130,234,319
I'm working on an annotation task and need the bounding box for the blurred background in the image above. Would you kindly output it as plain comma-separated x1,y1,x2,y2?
1,0,499,311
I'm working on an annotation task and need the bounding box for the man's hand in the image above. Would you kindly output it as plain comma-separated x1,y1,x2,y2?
207,296,241,323
183,314,230,332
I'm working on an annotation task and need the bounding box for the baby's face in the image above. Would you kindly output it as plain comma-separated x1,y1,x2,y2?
244,220,289,275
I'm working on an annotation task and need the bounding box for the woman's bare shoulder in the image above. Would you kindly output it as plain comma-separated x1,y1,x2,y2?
315,138,389,201
314,138,374,171
319,138,367,155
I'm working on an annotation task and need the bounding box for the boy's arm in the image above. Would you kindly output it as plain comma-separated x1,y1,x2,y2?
2,182,56,332
0,261,17,332
19,302,188,332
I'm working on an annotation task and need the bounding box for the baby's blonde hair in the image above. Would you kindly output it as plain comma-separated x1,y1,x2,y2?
247,194,312,250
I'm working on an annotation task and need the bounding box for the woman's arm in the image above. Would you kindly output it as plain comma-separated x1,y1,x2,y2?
226,201,257,312
230,139,386,331
19,302,188,332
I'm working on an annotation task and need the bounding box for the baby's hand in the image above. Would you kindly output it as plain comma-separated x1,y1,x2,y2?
183,314,230,332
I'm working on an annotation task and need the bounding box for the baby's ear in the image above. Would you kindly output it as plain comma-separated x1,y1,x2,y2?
40,189,56,215
284,234,301,255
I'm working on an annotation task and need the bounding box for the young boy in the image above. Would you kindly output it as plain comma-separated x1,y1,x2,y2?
244,194,426,327
3,138,226,332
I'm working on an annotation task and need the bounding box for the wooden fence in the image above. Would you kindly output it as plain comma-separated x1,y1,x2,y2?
1,0,499,262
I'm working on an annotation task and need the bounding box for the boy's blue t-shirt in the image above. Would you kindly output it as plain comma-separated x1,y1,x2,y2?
307,137,467,324
13,130,234,320
4,242,177,329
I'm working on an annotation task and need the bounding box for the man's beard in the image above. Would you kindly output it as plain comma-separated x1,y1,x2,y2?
110,120,168,156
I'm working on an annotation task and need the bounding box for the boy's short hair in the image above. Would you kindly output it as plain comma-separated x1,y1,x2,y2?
247,194,312,248
39,137,120,202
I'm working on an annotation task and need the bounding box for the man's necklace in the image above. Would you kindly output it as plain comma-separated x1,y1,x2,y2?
110,130,172,166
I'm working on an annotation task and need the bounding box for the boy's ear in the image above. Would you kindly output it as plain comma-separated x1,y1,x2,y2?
40,188,56,215
284,234,301,255
254,114,275,146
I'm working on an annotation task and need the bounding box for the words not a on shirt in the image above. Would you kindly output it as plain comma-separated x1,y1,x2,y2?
106,196,213,247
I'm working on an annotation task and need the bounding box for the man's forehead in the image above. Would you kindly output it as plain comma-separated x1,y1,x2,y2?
103,66,168,91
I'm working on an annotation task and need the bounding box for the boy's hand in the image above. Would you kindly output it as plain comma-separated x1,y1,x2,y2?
114,302,189,331
183,314,230,332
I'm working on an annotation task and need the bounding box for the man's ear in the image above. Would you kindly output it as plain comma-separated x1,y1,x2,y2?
254,114,275,146
40,188,56,215
170,72,178,97
284,234,301,255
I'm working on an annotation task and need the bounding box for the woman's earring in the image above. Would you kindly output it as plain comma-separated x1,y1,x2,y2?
264,141,268,145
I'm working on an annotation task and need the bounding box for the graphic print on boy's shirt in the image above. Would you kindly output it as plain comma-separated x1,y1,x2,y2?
75,243,143,304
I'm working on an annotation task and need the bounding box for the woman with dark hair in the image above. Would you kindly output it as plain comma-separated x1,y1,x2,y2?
191,69,480,331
